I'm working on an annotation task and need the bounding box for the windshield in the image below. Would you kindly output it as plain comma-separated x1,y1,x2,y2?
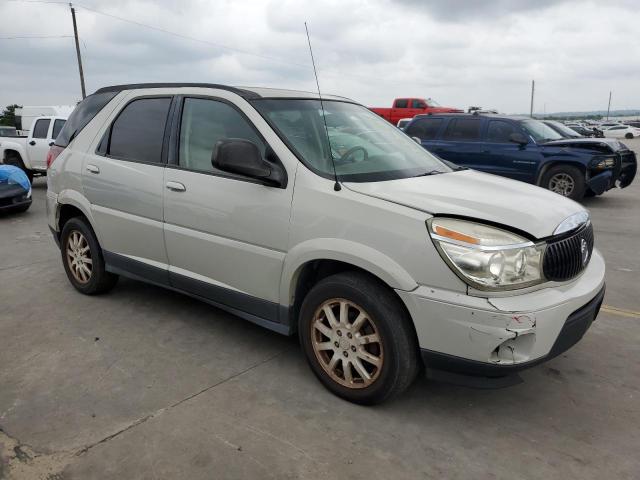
545,121,582,138
252,99,451,182
425,98,440,107
520,119,564,143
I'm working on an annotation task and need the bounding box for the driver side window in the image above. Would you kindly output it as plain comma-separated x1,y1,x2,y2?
179,98,265,173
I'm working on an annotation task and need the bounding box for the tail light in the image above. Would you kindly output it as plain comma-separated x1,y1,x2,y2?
46,145,64,169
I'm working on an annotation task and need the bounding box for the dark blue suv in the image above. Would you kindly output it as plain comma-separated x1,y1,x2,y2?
405,114,637,200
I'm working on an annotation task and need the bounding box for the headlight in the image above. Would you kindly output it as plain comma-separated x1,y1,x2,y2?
590,155,616,170
428,218,545,291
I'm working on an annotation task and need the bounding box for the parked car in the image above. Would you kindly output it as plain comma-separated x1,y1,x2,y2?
0,164,32,213
405,113,636,200
543,120,583,138
569,125,604,138
396,118,412,130
47,83,606,404
0,115,67,183
603,124,640,139
370,97,462,126
626,121,640,129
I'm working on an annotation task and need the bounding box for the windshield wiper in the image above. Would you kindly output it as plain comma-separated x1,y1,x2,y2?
413,170,445,177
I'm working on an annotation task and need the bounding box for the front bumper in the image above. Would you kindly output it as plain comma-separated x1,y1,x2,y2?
0,185,31,212
397,248,606,382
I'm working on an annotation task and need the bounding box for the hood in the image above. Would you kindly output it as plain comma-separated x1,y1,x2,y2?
543,137,628,153
344,170,585,239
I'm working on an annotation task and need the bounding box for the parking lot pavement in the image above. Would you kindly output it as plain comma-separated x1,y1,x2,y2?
1,146,639,479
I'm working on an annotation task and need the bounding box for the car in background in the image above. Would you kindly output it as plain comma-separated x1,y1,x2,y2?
0,115,67,183
396,118,412,130
626,121,640,129
0,164,32,214
571,125,604,138
405,113,636,200
370,97,463,126
603,124,640,139
543,120,583,138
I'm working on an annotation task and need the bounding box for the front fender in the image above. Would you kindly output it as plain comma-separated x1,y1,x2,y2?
279,238,418,306
0,141,28,165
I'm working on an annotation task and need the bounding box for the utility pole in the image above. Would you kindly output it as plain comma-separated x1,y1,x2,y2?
70,3,86,99
606,91,612,120
529,80,535,118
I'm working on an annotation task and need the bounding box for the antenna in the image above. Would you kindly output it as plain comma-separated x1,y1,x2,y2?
304,22,341,191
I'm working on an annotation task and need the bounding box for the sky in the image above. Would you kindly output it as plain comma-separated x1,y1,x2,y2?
0,0,638,114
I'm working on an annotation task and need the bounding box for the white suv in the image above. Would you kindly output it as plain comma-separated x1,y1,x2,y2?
46,84,605,404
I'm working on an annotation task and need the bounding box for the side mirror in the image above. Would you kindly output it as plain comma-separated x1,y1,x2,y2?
509,132,529,145
212,139,286,187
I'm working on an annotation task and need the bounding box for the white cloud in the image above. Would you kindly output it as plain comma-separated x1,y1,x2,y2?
0,0,638,113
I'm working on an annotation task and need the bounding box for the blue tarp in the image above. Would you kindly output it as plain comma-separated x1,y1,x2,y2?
0,165,31,191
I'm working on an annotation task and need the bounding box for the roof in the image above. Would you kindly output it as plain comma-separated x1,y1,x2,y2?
413,112,531,121
94,83,354,102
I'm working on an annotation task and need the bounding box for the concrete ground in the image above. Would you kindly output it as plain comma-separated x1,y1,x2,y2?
1,140,639,480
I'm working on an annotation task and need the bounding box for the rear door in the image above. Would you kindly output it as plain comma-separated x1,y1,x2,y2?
404,117,445,150
82,95,172,280
428,117,485,168
28,118,52,170
162,95,293,321
481,119,539,182
390,99,409,125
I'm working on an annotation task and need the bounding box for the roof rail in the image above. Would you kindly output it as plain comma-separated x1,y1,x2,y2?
94,83,261,100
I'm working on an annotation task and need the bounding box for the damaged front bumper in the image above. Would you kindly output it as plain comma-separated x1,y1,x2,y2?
397,248,606,387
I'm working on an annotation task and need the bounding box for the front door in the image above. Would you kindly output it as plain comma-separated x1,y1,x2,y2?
482,119,539,182
163,96,293,322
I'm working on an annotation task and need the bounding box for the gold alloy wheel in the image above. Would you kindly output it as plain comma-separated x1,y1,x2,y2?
311,298,384,389
66,230,93,284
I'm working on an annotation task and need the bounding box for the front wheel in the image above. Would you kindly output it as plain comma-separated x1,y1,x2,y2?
60,217,118,294
299,272,419,405
625,132,634,139
541,165,586,200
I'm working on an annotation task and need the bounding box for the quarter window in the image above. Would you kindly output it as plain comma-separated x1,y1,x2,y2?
32,119,50,139
405,118,443,140
486,120,517,142
443,118,482,141
108,97,171,163
178,98,265,173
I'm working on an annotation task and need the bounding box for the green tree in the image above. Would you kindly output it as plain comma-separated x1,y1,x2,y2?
0,104,22,127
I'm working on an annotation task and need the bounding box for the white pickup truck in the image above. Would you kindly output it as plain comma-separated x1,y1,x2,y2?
0,115,67,183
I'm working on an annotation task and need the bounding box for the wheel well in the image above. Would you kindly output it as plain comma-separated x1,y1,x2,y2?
3,149,22,163
291,260,418,341
537,161,586,186
57,204,87,237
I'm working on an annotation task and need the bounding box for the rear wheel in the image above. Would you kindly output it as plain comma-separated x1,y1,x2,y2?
625,132,634,139
60,217,118,294
542,165,586,200
299,272,419,405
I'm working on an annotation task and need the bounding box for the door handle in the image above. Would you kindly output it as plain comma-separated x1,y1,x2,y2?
29,140,36,146
86,164,100,174
166,181,186,192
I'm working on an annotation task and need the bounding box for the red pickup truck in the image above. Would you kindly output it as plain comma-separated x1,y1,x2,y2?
370,98,463,126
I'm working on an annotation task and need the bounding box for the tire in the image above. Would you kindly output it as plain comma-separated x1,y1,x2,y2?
4,152,33,184
625,133,634,139
298,271,419,405
541,165,586,200
60,217,118,295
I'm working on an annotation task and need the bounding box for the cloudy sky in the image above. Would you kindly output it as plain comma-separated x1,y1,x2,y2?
0,0,638,114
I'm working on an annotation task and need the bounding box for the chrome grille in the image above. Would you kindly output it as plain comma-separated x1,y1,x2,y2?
543,223,594,282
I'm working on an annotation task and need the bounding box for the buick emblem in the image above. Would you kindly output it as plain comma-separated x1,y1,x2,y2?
580,238,589,266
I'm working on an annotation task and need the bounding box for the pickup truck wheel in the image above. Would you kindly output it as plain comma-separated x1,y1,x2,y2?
4,153,33,184
299,272,419,405
60,217,118,295
542,165,586,200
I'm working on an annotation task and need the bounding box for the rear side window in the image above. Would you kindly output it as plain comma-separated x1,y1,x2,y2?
32,119,50,139
55,91,118,147
178,97,265,173
108,97,172,164
405,118,443,140
52,119,66,139
443,118,482,141
486,120,517,142
394,99,408,108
